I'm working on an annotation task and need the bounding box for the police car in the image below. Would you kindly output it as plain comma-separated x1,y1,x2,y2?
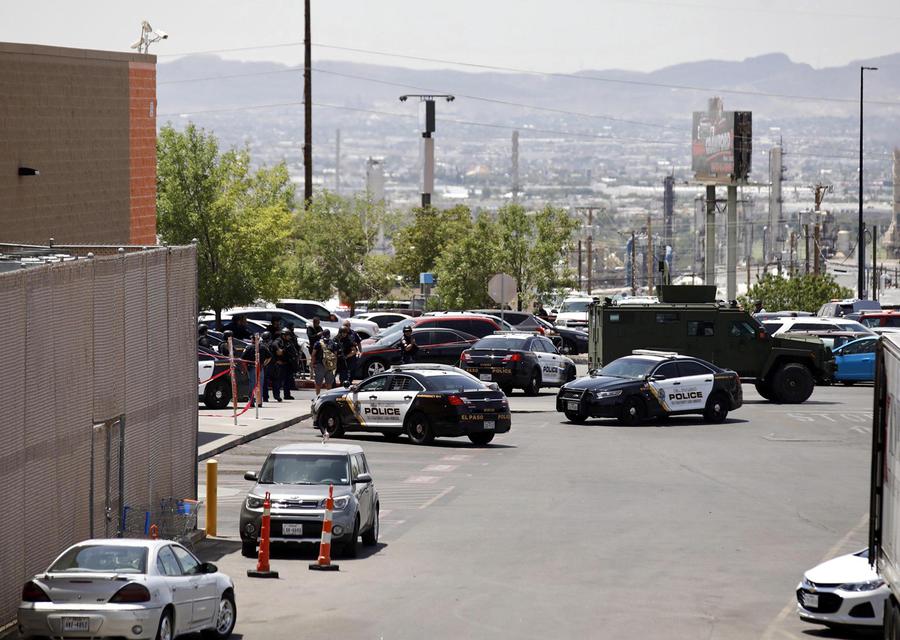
311,365,511,445
556,350,742,425
459,332,577,395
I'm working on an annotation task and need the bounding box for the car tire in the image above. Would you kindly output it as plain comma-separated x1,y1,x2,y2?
341,516,359,558
566,365,577,382
319,407,345,438
773,363,815,404
362,505,379,546
468,432,495,445
754,379,776,401
562,339,576,355
703,392,729,423
204,379,231,410
523,369,542,396
500,385,514,396
240,541,256,558
406,412,435,445
156,608,174,640
203,592,237,640
617,396,645,426
366,358,388,377
564,410,588,424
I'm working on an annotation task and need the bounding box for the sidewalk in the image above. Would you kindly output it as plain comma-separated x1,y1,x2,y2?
198,389,316,460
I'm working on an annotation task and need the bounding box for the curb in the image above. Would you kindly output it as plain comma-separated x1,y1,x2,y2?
198,412,312,461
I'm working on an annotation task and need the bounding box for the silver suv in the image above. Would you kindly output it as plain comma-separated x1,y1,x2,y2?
239,443,379,558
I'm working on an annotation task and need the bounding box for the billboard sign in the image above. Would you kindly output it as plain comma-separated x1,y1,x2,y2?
692,98,752,184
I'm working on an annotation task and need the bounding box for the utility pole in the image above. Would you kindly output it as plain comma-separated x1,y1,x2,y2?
804,223,810,274
577,240,583,291
811,183,832,276
813,225,821,276
705,186,716,289
859,65,879,298
646,213,653,296
873,224,879,300
630,231,637,296
303,0,312,205
789,232,796,276
399,94,455,208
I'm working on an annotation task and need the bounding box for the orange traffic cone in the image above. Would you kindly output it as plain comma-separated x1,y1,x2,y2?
309,484,340,571
247,491,279,578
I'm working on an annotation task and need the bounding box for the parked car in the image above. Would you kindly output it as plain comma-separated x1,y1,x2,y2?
533,315,589,355
460,332,576,395
240,443,378,559
357,327,478,377
199,354,251,410
859,311,900,329
363,314,504,347
780,329,870,351
833,335,879,384
276,299,379,338
199,309,311,368
817,298,881,318
353,311,412,329
761,316,873,337
554,296,594,329
18,539,236,640
796,547,887,629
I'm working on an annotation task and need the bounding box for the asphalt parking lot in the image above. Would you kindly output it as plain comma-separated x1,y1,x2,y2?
197,381,876,640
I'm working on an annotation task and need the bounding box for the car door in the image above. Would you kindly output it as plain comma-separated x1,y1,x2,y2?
838,339,876,380
170,544,218,628
411,330,439,362
647,362,682,412
429,329,473,364
529,338,557,384
372,374,423,430
350,453,372,529
538,337,565,384
157,545,194,635
673,360,716,411
353,374,392,428
359,453,377,523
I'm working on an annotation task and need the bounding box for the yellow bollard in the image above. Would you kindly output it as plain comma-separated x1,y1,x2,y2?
206,459,218,537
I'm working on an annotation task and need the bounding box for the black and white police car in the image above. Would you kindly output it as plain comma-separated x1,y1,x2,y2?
459,332,577,395
557,350,742,425
311,364,511,445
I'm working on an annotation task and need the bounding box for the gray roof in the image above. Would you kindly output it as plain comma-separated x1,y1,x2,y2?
271,443,363,455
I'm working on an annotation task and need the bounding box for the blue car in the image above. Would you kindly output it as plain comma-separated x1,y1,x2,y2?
833,336,879,384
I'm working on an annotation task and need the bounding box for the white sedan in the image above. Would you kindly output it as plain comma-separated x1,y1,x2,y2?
796,548,888,628
18,539,236,640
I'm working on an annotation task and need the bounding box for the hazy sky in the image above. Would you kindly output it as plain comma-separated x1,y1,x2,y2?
2,0,898,72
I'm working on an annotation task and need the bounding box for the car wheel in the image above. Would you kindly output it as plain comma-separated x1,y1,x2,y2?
203,592,236,640
406,412,435,445
564,410,588,424
361,505,379,546
204,379,231,410
617,396,645,426
523,369,542,396
319,407,344,438
703,392,729,423
366,359,387,377
753,379,776,401
773,363,815,404
156,608,174,640
241,541,256,558
562,339,575,355
566,365,577,382
468,432,495,445
341,516,359,558
500,385,514,396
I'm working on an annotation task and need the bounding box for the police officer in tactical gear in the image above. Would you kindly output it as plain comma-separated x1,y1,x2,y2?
400,325,418,364
274,327,296,400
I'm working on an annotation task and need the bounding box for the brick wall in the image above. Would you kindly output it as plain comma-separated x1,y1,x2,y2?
0,43,157,245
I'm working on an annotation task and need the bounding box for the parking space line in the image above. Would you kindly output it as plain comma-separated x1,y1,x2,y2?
422,464,458,472
442,454,472,461
418,486,455,510
403,475,441,484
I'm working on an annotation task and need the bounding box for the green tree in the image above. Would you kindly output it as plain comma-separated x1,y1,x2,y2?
433,215,500,309
291,192,398,310
738,273,853,313
392,205,472,283
494,204,579,310
156,124,295,323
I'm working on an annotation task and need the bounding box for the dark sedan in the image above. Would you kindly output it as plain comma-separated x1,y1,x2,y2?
356,327,479,378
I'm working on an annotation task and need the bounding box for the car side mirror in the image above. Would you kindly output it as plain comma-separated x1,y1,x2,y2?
244,471,258,481
355,472,373,484
487,382,500,392
200,562,218,574
550,309,558,315
349,384,359,394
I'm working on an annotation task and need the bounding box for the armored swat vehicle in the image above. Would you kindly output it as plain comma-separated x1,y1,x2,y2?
588,286,834,403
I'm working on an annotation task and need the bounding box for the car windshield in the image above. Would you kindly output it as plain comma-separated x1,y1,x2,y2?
560,300,591,313
258,454,350,485
49,545,148,574
839,321,872,333
426,374,486,391
472,337,528,350
599,357,658,379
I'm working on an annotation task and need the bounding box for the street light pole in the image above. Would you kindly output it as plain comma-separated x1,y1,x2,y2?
399,94,455,208
859,65,878,299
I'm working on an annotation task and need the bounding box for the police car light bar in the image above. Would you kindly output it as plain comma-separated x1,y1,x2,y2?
631,349,680,357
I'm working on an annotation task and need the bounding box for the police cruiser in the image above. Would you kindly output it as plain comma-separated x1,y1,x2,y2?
312,364,511,445
460,332,577,396
556,350,742,425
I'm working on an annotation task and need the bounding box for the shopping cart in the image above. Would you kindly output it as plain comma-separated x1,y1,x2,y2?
119,498,202,548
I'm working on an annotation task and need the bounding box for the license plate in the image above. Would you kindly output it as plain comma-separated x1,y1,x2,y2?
567,401,580,411
802,593,819,609
479,373,492,381
282,523,303,536
63,618,90,632
483,420,495,430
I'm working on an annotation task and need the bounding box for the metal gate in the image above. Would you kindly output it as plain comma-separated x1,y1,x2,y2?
90,417,124,538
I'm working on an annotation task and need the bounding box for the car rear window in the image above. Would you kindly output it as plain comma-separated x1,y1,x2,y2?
473,336,528,350
426,374,486,391
50,545,148,574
